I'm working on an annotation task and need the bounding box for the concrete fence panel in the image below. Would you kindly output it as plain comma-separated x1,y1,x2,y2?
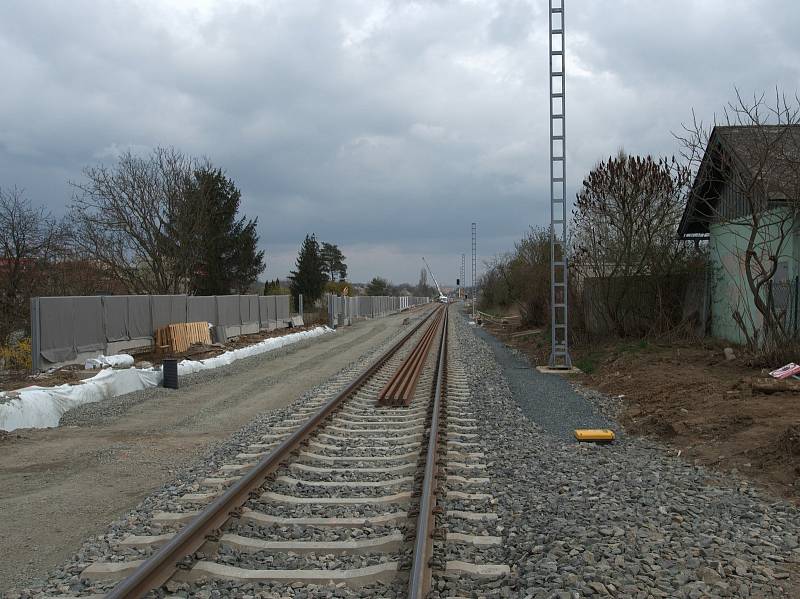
152,295,187,330
188,296,216,324
258,296,270,329
103,296,129,343
326,295,430,328
31,293,298,371
39,296,77,363
216,295,240,328
127,295,152,340
74,297,105,354
276,295,290,321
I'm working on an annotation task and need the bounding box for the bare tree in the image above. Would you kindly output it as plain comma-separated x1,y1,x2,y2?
676,89,800,354
69,147,201,294
415,268,431,297
0,187,65,342
572,151,694,336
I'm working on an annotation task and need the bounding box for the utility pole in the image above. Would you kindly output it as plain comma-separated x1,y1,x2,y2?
548,0,572,368
471,222,477,319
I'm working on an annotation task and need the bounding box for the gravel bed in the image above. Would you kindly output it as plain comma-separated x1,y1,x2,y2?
280,467,415,484
315,429,425,441
230,521,404,543
163,579,408,598
441,516,498,537
430,309,800,599
215,546,410,571
245,500,410,520
471,324,612,440
266,480,412,499
5,315,423,599
307,443,422,458
295,457,418,468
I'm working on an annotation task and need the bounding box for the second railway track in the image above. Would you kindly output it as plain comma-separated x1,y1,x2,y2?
77,304,508,598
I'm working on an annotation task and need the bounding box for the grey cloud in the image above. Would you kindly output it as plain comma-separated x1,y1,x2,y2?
1,0,799,285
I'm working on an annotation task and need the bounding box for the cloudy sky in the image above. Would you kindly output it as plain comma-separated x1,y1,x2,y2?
1,1,799,285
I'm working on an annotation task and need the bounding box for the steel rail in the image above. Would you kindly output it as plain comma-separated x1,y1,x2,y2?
378,307,444,406
106,305,442,599
408,306,448,598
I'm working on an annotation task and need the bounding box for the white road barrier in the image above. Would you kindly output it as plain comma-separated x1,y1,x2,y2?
0,326,333,432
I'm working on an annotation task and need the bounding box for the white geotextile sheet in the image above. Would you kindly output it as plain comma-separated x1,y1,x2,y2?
85,354,135,369
0,326,332,431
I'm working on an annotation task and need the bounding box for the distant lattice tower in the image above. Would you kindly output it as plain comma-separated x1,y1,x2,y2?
471,223,477,319
460,253,465,299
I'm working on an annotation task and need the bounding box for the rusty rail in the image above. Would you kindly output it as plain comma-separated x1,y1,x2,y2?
408,306,448,598
378,306,445,406
105,305,440,599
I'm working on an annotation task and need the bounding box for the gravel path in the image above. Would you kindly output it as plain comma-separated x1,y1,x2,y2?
441,311,800,598
471,325,612,440
60,326,357,427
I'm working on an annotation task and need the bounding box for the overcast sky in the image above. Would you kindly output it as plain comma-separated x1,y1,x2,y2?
1,1,799,286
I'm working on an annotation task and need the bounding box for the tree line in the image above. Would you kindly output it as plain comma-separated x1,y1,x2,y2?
286,234,432,308
0,147,265,344
481,152,705,338
481,88,800,360
0,142,426,346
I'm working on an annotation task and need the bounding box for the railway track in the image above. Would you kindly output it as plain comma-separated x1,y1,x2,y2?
78,304,508,598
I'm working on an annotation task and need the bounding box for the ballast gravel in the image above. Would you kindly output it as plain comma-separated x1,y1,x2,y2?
470,325,612,440
432,310,800,598
11,305,800,599
4,313,428,599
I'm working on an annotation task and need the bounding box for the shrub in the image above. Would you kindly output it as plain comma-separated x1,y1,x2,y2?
0,337,32,371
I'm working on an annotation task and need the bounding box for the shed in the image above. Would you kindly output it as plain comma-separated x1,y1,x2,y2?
678,125,800,344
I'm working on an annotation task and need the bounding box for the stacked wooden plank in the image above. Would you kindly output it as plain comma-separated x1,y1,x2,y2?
155,322,212,354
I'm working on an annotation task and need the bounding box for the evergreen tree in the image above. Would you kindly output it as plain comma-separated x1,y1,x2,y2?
366,276,391,296
183,167,265,294
320,242,348,281
288,234,326,305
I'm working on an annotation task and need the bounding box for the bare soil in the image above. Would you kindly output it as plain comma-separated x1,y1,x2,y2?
0,367,98,392
0,314,405,592
481,318,800,502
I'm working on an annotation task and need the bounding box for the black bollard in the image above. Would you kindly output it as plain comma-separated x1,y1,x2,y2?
162,358,179,389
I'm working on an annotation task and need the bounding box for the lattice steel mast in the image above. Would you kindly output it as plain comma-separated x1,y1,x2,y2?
460,253,465,299
471,222,477,319
548,0,572,368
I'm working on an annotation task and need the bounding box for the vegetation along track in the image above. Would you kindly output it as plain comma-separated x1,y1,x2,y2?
77,304,508,598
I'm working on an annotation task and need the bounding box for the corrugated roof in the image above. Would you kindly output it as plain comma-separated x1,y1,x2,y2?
716,125,800,199
677,124,800,238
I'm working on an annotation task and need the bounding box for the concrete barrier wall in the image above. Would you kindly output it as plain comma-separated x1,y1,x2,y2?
327,295,430,328
31,294,293,371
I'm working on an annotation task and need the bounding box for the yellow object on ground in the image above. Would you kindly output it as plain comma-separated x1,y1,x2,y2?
574,429,616,442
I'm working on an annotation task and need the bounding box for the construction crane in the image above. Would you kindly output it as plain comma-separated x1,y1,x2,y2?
422,257,448,304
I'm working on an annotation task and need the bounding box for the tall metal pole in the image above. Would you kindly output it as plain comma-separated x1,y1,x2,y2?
547,0,572,368
460,253,465,299
471,223,477,319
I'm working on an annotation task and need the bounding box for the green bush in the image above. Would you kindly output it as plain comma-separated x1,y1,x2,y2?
0,337,32,371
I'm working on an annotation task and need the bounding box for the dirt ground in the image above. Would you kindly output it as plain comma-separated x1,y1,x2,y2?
480,316,800,503
0,313,407,592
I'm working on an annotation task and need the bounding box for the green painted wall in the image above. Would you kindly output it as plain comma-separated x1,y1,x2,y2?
708,207,797,345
